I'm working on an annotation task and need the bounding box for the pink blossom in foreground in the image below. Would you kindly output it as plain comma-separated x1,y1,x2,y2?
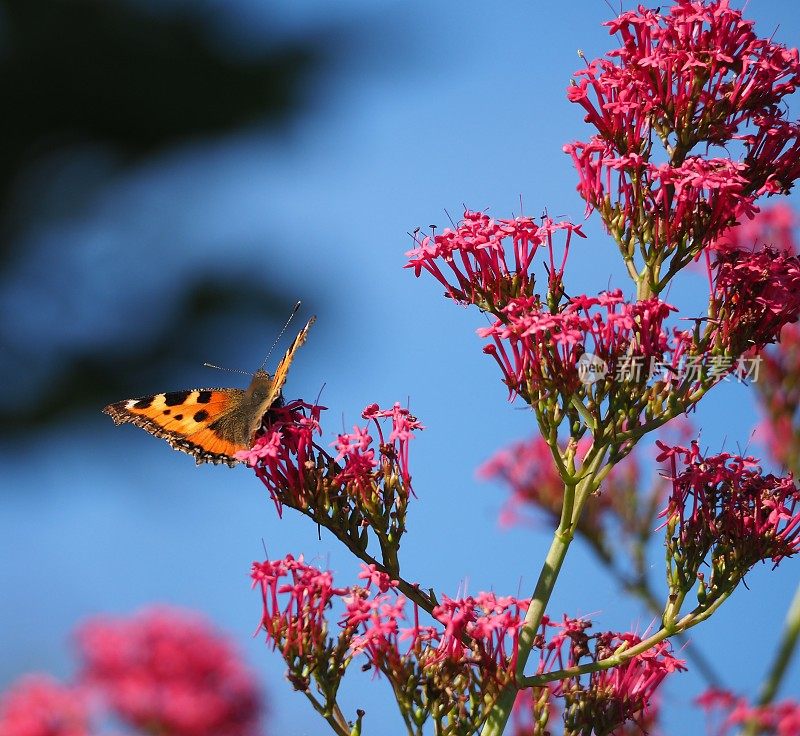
250,554,344,659
251,555,527,682
564,143,758,250
430,593,529,676
405,210,585,311
698,688,800,736
478,290,677,399
565,0,800,269
657,441,800,571
570,2,800,152
251,557,682,734
77,607,262,736
0,676,90,736
237,401,422,515
235,400,324,515
337,402,423,495
531,616,683,735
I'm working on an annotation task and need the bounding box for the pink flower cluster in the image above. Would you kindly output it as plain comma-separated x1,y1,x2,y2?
709,245,800,354
251,557,686,734
0,676,90,736
478,289,677,399
335,402,422,497
757,323,800,469
565,0,800,262
235,400,324,515
405,210,585,311
77,608,262,736
710,204,800,469
514,616,684,735
571,2,800,151
237,400,422,516
698,689,800,736
250,555,527,681
657,441,800,570
250,554,344,660
565,144,759,251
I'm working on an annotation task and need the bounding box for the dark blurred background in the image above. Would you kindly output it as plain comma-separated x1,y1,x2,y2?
1,2,798,733
0,0,329,427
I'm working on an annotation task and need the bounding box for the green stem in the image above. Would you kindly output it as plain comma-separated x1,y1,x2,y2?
519,591,730,688
740,583,800,736
480,524,573,735
302,690,350,736
598,555,723,686
480,450,607,736
757,581,800,707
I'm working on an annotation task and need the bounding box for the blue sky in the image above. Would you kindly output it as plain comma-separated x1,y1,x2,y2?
1,1,799,733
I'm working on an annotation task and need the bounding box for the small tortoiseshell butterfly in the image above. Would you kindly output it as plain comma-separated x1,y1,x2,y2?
103,316,315,467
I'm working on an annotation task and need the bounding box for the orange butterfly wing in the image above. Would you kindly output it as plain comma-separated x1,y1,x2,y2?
261,315,316,408
104,315,317,467
103,389,246,467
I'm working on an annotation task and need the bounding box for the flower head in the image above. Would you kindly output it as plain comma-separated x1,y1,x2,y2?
566,1,800,287
77,607,262,736
478,290,677,402
335,402,423,496
252,555,532,733
236,400,325,516
658,441,800,603
698,689,800,736
405,210,584,312
528,616,684,735
0,676,90,736
709,245,800,354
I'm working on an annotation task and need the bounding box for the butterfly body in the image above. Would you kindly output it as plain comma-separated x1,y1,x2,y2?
103,317,315,467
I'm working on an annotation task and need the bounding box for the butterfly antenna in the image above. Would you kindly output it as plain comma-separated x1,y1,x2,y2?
203,362,253,376
260,301,302,371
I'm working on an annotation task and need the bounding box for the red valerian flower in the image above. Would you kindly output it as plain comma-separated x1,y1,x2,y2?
0,675,90,736
697,688,800,736
405,210,585,311
338,402,423,494
569,1,800,154
76,607,262,736
564,143,757,251
251,554,345,660
236,400,324,515
530,616,684,735
565,1,800,283
251,555,529,732
708,245,800,354
251,557,683,735
238,401,422,515
658,441,800,591
478,290,677,400
712,202,798,255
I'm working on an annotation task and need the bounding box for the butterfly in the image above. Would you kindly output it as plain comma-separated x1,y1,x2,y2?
103,316,315,467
